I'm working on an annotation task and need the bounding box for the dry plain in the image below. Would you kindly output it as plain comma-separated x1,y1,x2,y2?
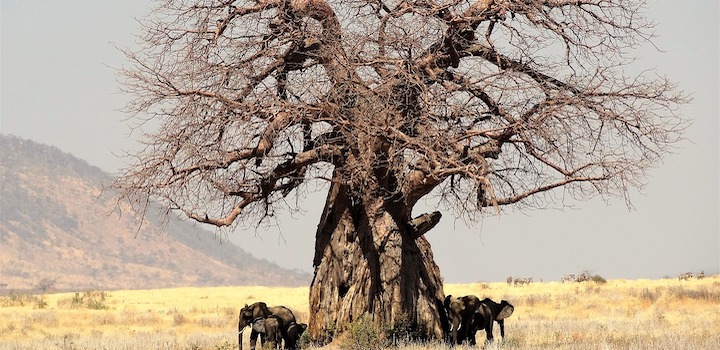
1,276,719,349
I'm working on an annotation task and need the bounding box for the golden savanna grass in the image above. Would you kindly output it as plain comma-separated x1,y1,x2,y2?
1,277,719,349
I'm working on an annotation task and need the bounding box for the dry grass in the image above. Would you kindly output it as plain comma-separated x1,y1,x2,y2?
1,277,718,349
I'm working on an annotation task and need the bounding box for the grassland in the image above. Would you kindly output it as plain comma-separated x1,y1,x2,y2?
1,276,719,349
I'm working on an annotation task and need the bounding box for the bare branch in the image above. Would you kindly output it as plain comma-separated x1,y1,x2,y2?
116,0,687,228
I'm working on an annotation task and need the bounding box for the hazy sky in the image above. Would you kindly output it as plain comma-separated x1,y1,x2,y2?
2,1,718,283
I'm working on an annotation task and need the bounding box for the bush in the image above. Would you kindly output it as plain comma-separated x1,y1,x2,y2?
172,313,187,326
298,328,312,349
0,289,44,307
340,314,381,350
591,275,607,284
667,286,720,302
317,322,337,345
198,316,227,328
58,291,108,309
385,312,428,345
34,296,49,309
639,288,659,303
213,340,236,350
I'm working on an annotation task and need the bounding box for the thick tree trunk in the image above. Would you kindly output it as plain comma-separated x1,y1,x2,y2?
308,180,448,343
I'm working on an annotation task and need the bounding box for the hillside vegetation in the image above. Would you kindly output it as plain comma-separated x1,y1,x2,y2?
0,135,311,289
1,277,718,349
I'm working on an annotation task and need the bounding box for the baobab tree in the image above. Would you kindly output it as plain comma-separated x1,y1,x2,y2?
115,0,687,342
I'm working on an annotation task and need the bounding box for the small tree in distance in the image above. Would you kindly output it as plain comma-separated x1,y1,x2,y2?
34,278,56,294
114,0,687,342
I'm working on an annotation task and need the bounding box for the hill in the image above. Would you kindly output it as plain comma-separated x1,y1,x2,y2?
0,135,312,290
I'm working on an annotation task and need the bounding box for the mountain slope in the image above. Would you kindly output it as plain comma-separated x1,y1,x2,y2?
0,135,312,290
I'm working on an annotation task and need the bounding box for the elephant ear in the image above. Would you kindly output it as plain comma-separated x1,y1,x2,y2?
239,305,253,322
497,304,514,320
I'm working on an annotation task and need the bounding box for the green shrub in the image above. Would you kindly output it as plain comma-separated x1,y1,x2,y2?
298,328,312,349
340,314,380,350
317,322,337,345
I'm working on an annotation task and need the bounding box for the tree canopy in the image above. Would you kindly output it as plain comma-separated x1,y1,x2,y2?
116,0,685,226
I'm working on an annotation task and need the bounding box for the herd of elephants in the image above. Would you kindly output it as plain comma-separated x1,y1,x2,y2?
237,295,514,349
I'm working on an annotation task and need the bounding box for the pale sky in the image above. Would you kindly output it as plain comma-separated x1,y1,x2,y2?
1,1,718,283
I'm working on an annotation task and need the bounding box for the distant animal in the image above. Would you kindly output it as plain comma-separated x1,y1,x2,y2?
696,270,705,280
514,277,533,286
678,272,693,281
576,272,591,282
561,274,576,283
506,276,513,285
469,298,514,345
238,302,297,350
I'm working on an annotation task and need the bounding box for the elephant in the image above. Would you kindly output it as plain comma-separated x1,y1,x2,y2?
238,302,297,350
251,316,281,349
443,294,482,345
285,322,307,349
468,298,514,345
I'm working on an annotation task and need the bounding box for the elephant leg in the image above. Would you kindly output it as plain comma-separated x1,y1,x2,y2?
485,321,494,344
498,319,505,342
282,333,290,349
467,327,477,346
284,333,294,349
249,329,260,350
459,315,474,344
283,336,291,349
270,328,280,349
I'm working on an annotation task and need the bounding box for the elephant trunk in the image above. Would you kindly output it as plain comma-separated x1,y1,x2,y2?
238,330,243,350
